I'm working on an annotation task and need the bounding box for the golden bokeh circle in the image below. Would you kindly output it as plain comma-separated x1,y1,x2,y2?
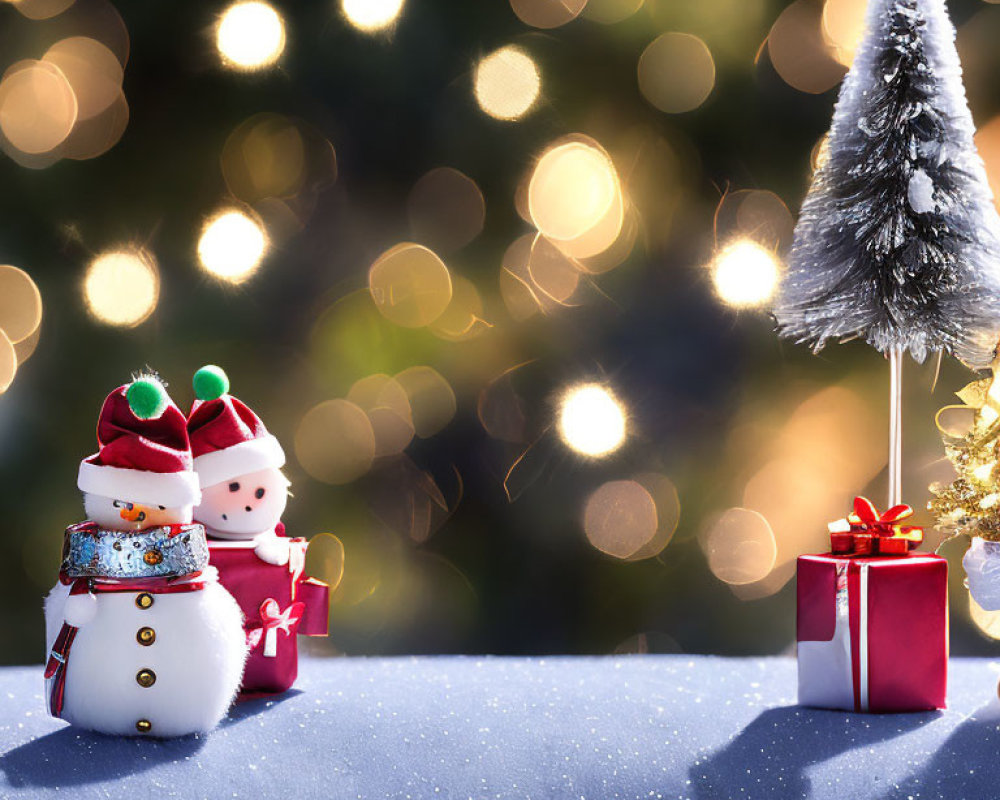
703,508,777,585
368,243,453,328
529,141,618,242
430,275,488,342
347,373,416,457
583,479,659,559
407,168,485,253
83,248,159,327
711,240,781,309
474,46,540,121
341,0,405,31
0,330,16,394
0,60,78,155
768,0,846,94
393,366,456,438
197,208,268,283
509,0,587,29
0,265,42,343
295,399,377,485
216,1,286,70
637,32,715,114
558,383,627,457
42,37,123,121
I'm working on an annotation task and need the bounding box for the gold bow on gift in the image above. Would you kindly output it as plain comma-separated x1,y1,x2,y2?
828,496,923,556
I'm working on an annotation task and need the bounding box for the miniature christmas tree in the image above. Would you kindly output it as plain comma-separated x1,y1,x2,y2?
928,369,1000,541
774,0,1000,504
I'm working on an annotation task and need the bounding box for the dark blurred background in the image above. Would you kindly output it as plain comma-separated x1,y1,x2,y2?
2,0,999,665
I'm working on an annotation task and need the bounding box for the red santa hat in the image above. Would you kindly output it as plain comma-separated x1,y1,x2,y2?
77,376,202,508
186,365,285,489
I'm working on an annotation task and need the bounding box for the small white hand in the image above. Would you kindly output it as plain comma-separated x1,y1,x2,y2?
64,592,98,627
254,535,291,566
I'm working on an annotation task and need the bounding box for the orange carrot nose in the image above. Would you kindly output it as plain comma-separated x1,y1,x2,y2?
119,503,148,523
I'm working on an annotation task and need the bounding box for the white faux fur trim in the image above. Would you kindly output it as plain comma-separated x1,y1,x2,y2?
45,581,247,737
77,461,201,507
193,434,285,488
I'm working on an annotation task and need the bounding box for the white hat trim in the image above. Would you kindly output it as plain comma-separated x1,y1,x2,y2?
78,461,202,507
192,434,285,488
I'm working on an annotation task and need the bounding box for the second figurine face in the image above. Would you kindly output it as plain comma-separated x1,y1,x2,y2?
194,467,289,538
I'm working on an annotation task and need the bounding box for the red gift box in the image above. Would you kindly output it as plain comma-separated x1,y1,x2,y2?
208,531,329,695
797,498,947,713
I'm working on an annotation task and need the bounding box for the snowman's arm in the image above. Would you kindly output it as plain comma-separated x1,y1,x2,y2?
43,582,72,654
62,589,98,628
254,530,291,566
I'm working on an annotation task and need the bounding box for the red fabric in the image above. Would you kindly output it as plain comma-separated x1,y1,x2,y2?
797,553,948,712
85,385,192,474
208,537,329,695
187,395,269,459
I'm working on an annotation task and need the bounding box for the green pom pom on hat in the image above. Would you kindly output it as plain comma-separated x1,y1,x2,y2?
127,377,168,420
193,365,230,402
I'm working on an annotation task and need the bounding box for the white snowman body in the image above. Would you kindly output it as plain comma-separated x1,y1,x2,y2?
46,493,247,737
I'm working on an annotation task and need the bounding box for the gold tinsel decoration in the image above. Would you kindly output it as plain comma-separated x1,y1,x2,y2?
928,370,1000,541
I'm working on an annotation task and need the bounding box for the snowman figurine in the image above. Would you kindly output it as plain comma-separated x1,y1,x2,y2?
43,375,247,737
188,365,329,694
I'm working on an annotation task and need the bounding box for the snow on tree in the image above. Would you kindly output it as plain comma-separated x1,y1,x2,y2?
774,0,1000,368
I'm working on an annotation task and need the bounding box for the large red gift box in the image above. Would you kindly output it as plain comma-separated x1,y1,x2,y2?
209,534,329,695
797,552,948,712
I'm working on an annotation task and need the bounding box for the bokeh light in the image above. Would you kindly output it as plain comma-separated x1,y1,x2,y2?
429,275,490,341
43,37,122,120
0,330,16,394
10,0,75,19
969,594,1000,641
637,32,715,114
407,168,485,254
295,399,377,484
529,140,619,242
500,234,544,320
626,472,681,561
197,208,268,283
474,45,540,121
528,235,581,305
558,383,626,457
83,248,159,327
216,1,286,70
768,0,846,94
0,265,43,344
822,0,866,67
711,239,781,309
394,366,457,438
368,243,453,328
304,532,346,613
509,0,586,29
347,373,415,457
702,508,777,585
341,0,404,31
728,384,885,599
583,480,659,559
0,60,78,155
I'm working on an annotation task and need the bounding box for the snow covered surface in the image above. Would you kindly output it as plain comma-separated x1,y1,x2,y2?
2,655,1000,799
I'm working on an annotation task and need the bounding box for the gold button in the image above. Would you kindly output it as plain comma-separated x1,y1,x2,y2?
143,549,163,566
136,627,156,646
135,592,154,609
136,668,156,688
135,719,152,733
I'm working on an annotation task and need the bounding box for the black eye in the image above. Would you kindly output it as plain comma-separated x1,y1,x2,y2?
255,487,265,499
229,482,240,492
158,505,165,510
